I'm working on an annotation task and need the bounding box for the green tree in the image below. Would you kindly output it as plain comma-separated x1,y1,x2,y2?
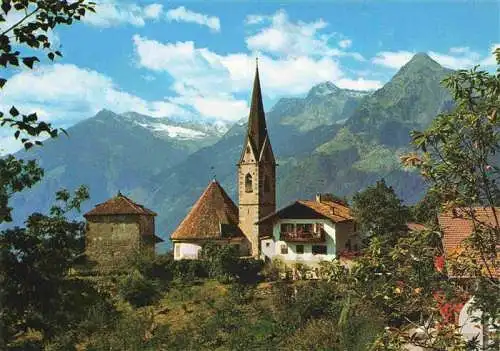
352,178,410,246
383,48,500,349
410,189,442,225
0,1,100,348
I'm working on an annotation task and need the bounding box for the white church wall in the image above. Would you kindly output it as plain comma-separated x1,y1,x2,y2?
174,242,202,260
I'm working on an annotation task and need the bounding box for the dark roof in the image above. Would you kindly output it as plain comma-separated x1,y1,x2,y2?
84,192,156,217
257,199,353,224
239,62,270,162
438,207,500,254
171,180,244,240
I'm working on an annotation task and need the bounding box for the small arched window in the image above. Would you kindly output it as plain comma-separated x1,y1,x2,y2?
246,146,251,154
245,173,253,193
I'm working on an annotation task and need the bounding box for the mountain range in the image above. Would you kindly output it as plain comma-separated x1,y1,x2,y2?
4,53,455,248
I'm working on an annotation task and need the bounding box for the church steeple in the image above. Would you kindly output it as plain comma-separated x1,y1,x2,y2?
237,59,276,257
240,59,269,161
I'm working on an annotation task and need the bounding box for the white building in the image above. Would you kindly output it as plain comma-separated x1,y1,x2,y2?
259,193,360,266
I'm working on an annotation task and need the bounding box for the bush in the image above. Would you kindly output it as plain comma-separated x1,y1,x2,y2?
200,243,239,283
118,270,161,308
235,258,264,284
262,257,288,281
173,259,208,281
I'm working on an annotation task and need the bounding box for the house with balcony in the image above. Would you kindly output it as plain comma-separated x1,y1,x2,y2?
258,193,360,266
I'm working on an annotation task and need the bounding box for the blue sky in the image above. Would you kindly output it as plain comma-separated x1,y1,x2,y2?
0,0,499,153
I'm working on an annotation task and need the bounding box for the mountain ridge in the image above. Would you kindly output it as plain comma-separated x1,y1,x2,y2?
4,54,454,248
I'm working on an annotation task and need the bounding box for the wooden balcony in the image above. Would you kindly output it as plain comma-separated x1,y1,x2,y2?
280,229,326,243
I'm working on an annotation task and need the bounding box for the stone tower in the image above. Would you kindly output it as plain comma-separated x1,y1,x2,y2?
238,61,276,257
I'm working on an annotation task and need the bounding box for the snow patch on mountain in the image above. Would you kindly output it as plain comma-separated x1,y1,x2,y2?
134,122,207,140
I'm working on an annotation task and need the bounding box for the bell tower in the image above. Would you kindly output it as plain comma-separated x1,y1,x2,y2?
238,60,276,257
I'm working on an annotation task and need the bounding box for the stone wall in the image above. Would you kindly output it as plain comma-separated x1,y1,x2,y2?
85,214,142,270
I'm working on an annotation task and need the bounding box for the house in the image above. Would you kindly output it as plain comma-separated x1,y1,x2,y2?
259,193,359,265
170,179,247,260
438,207,499,348
84,192,163,269
170,60,277,258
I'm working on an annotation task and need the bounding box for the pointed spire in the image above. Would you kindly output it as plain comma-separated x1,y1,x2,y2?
246,57,268,154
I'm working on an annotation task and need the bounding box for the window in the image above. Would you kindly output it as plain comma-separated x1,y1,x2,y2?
312,245,327,255
233,244,240,253
296,223,313,234
246,146,251,154
245,173,253,193
280,244,288,254
296,245,304,254
266,242,271,248
280,223,294,234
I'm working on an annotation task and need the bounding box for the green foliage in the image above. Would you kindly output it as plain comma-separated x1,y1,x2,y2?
0,0,95,150
0,155,43,223
352,178,410,245
118,270,161,308
0,187,106,347
410,189,441,225
200,242,240,283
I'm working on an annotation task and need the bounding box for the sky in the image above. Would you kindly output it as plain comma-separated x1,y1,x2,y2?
0,0,499,154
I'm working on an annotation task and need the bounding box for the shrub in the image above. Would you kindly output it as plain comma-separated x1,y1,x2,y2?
173,259,208,282
199,243,239,283
118,270,161,308
235,258,264,284
262,257,293,281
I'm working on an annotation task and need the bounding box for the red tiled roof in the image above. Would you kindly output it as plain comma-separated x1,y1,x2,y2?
258,198,353,224
171,180,244,240
438,207,500,254
84,192,156,217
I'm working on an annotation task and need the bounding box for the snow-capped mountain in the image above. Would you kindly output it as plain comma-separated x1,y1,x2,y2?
120,111,230,141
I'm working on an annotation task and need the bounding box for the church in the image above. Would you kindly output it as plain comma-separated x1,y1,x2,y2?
171,61,277,259
170,62,360,262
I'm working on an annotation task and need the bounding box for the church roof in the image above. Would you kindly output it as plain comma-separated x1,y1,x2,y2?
257,198,353,224
171,180,244,241
240,61,270,162
84,192,156,217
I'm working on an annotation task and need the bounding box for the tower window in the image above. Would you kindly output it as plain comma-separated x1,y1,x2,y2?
246,146,251,154
245,173,253,193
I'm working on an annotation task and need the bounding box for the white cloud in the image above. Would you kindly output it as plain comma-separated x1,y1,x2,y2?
133,35,347,94
373,46,498,70
166,6,221,32
143,4,163,19
449,46,470,54
428,47,482,69
336,78,383,91
1,63,189,127
83,1,163,27
372,50,415,69
245,15,265,25
132,31,380,121
480,43,500,66
338,39,352,49
245,10,363,61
